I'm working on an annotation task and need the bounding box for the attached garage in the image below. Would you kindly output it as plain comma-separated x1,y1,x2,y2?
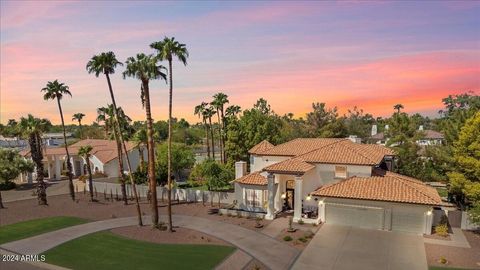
325,203,384,230
391,210,426,234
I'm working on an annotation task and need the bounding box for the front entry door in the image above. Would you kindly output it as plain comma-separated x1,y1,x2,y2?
286,189,295,210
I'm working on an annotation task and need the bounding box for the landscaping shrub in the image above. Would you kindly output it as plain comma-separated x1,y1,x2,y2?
298,237,308,243
439,256,447,264
79,172,108,183
283,235,293,241
435,224,449,237
298,219,304,225
0,180,16,190
304,230,315,239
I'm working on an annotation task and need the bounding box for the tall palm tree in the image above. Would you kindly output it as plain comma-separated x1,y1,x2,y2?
19,115,51,205
41,80,75,201
78,145,94,201
194,102,210,158
150,37,189,232
87,51,143,226
225,105,241,117
394,104,404,114
204,106,216,160
97,105,131,205
211,93,229,163
123,53,166,228
72,113,85,139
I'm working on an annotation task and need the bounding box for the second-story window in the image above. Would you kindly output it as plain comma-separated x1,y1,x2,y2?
335,165,347,178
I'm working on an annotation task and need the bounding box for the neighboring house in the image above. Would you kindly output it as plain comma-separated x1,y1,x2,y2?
370,125,444,146
233,138,441,235
0,136,28,150
18,139,146,182
42,132,74,146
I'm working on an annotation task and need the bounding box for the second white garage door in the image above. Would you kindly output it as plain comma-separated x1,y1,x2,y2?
325,203,384,230
391,211,425,234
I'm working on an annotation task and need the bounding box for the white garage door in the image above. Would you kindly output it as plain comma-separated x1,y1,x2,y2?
325,203,384,230
392,211,425,234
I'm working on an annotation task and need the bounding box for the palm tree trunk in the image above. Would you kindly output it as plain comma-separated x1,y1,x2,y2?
220,108,226,162
138,147,145,172
114,128,128,205
105,73,143,226
209,117,215,161
0,190,4,208
167,59,174,232
78,120,83,139
142,80,158,227
57,99,75,201
216,110,223,163
204,118,210,158
32,133,47,205
86,156,94,201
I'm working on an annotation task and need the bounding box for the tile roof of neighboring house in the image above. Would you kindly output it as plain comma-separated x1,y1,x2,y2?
248,140,275,155
21,139,136,164
299,140,394,165
311,169,442,205
234,171,268,186
258,138,346,156
263,158,315,175
421,130,444,140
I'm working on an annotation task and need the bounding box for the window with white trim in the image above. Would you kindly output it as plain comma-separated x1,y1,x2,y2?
245,189,264,208
335,165,347,178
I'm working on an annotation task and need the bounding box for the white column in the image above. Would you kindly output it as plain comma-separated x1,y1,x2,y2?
265,173,276,220
70,157,75,177
318,200,325,223
424,209,433,235
274,177,283,211
293,175,303,222
47,161,52,179
55,156,61,180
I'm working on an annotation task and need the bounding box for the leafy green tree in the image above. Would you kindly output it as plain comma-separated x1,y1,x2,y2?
0,149,34,208
188,159,234,191
344,106,375,138
78,145,94,201
87,51,143,226
306,102,343,137
19,115,51,205
41,80,76,201
123,53,166,227
155,143,195,185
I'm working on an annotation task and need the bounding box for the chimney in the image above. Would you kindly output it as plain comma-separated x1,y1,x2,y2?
348,135,361,143
419,125,424,131
371,125,378,136
235,161,247,179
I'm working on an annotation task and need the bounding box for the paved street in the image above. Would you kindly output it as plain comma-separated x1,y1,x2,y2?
2,180,84,203
292,224,428,270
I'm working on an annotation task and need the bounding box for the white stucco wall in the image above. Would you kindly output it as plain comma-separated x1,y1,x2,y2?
250,155,290,172
102,149,146,178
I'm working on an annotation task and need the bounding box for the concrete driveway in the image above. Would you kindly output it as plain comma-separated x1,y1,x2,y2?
292,224,427,270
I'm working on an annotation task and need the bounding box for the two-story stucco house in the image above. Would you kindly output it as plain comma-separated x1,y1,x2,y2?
233,138,441,235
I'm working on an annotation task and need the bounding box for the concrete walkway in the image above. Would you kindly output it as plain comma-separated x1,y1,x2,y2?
292,224,428,270
262,216,289,238
1,215,299,270
424,228,471,248
215,249,252,270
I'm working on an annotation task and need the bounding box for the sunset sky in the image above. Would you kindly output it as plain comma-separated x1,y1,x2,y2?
1,1,479,125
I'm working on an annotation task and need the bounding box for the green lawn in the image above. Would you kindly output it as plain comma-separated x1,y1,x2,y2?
44,231,236,270
430,266,471,270
0,216,88,244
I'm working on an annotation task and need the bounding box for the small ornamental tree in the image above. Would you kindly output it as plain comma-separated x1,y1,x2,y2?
0,149,34,208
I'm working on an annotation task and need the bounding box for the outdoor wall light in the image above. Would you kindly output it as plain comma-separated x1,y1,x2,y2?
318,200,324,205
281,193,286,199
426,210,432,216
306,195,312,201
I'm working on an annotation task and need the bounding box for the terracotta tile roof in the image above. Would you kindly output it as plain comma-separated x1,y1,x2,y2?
248,140,275,154
311,169,442,205
299,140,394,165
259,138,346,156
21,139,136,164
421,130,444,140
263,158,315,175
234,171,267,186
